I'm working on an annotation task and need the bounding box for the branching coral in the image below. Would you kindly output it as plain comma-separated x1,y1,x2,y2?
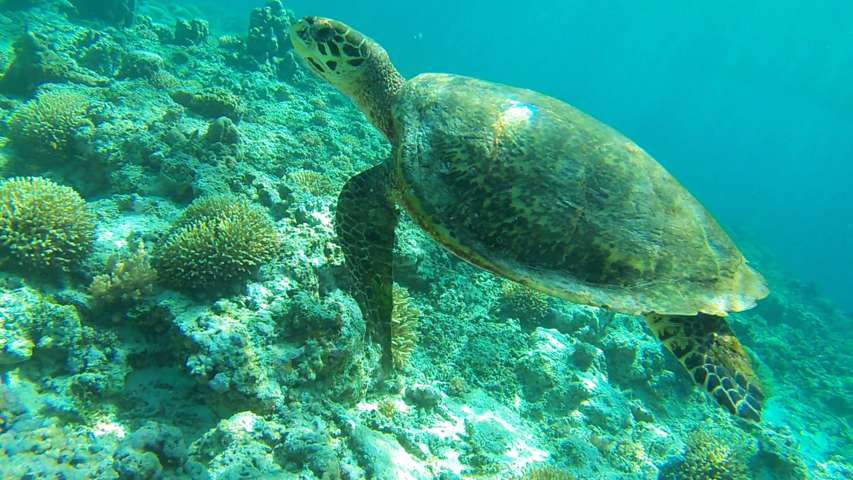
289,170,335,197
500,280,551,319
8,89,93,158
516,465,576,480
0,177,94,270
675,430,750,480
154,196,281,291
390,284,420,369
89,240,157,306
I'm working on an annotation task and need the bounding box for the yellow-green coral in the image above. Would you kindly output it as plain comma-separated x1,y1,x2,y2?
289,170,336,197
500,280,551,318
676,430,750,480
89,240,157,306
516,465,576,480
154,196,281,291
0,177,94,270
8,90,93,158
391,284,419,369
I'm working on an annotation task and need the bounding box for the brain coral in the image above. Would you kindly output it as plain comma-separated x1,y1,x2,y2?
8,89,93,158
0,177,94,270
155,196,282,291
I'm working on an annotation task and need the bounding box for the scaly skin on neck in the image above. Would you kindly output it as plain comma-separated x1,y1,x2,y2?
290,17,405,142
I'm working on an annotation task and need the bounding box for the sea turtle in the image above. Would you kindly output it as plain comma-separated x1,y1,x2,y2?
290,16,770,421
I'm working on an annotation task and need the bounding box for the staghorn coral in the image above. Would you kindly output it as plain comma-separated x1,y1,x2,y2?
8,89,93,159
672,430,750,480
0,177,94,271
154,196,281,292
89,240,157,306
390,284,420,369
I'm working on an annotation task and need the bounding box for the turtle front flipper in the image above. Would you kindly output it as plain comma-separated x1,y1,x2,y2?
335,162,399,371
645,313,764,421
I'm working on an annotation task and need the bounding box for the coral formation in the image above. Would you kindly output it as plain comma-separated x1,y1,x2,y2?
665,429,750,480
247,0,292,62
174,19,209,46
500,280,551,319
69,0,135,26
7,89,93,159
154,195,281,291
391,284,420,369
0,2,845,479
0,31,105,94
0,177,94,271
170,87,245,122
89,240,157,306
518,465,577,480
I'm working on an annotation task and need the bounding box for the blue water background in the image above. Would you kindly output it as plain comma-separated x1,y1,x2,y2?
210,0,853,310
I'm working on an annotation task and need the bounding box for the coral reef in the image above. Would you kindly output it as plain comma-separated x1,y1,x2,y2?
391,284,420,369
0,177,94,271
170,87,245,122
69,0,135,27
0,31,106,94
89,239,157,306
7,89,93,159
174,19,209,46
154,195,281,292
0,2,846,479
247,0,292,63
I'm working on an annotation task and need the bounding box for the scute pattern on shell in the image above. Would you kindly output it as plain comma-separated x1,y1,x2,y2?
392,74,767,317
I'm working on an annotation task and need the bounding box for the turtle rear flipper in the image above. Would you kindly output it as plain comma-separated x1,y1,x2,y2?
646,313,764,421
335,162,399,371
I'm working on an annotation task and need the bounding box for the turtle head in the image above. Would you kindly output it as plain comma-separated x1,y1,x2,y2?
291,17,404,141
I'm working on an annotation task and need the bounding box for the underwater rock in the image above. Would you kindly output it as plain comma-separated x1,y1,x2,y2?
517,328,633,432
0,31,107,94
203,116,240,145
174,19,209,46
247,0,292,62
190,411,283,478
349,423,432,480
117,50,165,80
69,0,136,27
113,421,195,479
170,87,245,122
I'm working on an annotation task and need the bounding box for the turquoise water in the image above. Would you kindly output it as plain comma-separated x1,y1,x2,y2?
0,1,849,478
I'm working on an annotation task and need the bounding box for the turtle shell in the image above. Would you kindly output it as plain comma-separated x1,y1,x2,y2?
391,73,768,316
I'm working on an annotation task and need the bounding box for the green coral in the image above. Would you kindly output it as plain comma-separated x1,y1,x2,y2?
155,196,281,291
500,280,551,319
0,177,94,270
516,465,576,480
673,430,750,480
8,89,93,158
391,284,420,369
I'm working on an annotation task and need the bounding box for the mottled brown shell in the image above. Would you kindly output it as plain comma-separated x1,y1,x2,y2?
391,74,768,316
